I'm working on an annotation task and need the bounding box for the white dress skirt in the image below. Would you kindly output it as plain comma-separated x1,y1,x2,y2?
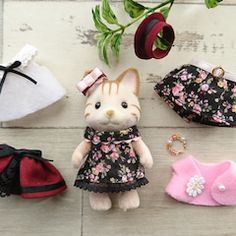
0,44,66,122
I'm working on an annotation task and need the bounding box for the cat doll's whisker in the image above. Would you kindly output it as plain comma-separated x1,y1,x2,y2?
131,113,139,121
131,104,141,113
85,103,92,108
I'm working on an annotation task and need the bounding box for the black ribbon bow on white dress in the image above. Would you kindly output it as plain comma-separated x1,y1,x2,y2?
0,61,37,94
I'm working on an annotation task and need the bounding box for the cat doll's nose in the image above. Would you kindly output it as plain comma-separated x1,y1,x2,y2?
106,109,114,118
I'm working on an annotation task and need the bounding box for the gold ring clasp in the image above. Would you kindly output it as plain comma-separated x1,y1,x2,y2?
212,66,225,79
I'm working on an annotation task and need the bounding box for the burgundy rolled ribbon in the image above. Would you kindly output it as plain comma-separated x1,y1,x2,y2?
134,13,175,60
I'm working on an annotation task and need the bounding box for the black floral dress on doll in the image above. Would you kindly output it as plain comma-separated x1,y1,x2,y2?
74,126,148,193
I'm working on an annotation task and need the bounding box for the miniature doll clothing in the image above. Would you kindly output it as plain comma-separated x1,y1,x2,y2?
154,60,236,127
166,155,236,206
0,44,66,122
74,126,148,193
0,144,67,199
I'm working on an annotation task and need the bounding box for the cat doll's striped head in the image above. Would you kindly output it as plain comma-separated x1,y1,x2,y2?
83,68,141,131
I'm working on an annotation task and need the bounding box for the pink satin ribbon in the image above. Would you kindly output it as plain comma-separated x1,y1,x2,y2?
77,68,107,96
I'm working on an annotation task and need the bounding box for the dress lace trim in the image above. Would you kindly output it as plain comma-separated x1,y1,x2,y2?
74,177,148,193
8,44,38,69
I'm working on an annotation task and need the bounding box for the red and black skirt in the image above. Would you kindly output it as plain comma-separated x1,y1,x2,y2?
0,144,66,199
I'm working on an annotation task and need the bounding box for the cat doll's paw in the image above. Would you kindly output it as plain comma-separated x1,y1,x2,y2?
118,190,140,211
71,152,83,169
89,192,112,211
140,154,153,169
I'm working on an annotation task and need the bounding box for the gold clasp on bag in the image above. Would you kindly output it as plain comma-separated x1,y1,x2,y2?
212,66,225,80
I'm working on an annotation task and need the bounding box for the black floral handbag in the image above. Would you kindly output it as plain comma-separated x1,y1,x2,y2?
154,60,236,127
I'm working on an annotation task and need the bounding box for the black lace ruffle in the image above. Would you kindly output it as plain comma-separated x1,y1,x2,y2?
74,177,149,193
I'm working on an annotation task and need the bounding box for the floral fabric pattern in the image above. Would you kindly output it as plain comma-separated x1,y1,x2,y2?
74,126,148,193
154,64,236,127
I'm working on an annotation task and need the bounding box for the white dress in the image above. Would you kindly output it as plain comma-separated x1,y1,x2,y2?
0,44,66,122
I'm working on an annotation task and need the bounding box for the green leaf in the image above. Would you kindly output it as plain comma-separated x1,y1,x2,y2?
154,35,171,50
160,6,170,19
100,34,112,65
110,33,123,58
123,0,145,18
102,0,118,24
204,0,223,8
92,5,111,32
97,33,107,58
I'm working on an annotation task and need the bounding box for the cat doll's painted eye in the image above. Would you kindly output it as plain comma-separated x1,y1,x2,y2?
95,102,101,109
121,102,128,109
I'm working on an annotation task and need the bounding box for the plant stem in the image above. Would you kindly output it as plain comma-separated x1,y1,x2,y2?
169,0,175,11
111,0,175,34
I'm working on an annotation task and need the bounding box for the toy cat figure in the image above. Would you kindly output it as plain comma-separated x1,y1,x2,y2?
72,68,153,211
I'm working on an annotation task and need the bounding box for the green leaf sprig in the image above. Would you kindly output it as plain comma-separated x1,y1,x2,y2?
92,0,223,65
205,0,223,8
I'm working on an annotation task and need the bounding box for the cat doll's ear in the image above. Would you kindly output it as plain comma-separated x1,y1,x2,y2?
117,68,140,96
83,69,92,77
